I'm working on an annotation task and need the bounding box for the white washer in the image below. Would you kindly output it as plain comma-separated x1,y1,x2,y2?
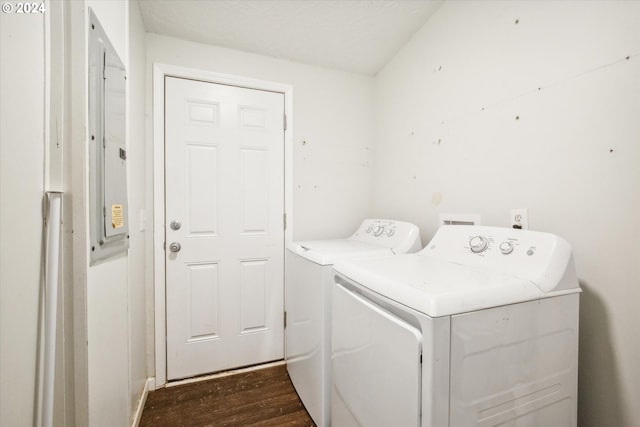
332,225,581,427
286,219,422,427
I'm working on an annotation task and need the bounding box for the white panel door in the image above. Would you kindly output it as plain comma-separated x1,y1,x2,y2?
165,76,285,380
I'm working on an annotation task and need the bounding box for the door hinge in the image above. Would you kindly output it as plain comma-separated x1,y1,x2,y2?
283,212,287,230
284,311,287,328
283,114,287,131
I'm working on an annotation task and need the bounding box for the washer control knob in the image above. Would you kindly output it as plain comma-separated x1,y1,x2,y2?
373,226,385,237
366,226,373,233
386,228,395,237
469,236,489,253
499,241,514,255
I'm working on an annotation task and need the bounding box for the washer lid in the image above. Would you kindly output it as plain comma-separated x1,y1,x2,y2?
333,254,578,317
288,240,394,266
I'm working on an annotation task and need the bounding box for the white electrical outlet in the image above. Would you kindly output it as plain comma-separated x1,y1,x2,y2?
510,208,528,230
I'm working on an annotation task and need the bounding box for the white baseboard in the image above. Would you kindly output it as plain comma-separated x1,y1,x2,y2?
131,378,153,427
166,360,287,388
149,376,158,391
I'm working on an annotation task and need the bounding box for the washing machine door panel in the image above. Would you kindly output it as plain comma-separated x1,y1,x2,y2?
332,283,422,427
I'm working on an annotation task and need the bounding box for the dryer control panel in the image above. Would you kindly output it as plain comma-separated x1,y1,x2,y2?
422,225,579,294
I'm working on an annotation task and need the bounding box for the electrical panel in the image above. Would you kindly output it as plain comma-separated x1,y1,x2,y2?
88,9,129,264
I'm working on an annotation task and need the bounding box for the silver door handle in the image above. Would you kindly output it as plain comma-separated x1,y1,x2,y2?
170,220,181,230
169,242,181,253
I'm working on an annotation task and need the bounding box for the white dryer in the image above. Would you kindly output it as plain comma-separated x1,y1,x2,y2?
286,219,422,427
332,225,581,427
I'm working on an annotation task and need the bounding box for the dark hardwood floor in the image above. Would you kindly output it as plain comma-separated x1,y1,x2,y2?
139,363,316,426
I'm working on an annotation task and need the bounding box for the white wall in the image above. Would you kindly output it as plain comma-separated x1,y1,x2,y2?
373,1,640,426
0,9,45,427
69,0,148,425
127,1,148,422
146,33,376,241
83,2,130,425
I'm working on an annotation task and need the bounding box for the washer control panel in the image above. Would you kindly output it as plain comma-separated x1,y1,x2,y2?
351,219,422,253
364,221,396,238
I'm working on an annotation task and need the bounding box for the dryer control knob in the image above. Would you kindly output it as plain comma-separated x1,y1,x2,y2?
386,228,395,237
469,236,489,253
373,226,385,237
499,241,514,255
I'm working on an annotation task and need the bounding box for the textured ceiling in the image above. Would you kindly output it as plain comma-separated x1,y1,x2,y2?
138,0,444,75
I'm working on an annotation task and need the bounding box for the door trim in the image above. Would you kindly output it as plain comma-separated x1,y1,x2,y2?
152,63,293,388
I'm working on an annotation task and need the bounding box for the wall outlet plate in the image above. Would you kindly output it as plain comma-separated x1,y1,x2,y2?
511,208,529,230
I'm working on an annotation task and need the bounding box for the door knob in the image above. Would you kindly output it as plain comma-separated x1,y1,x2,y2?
169,242,181,253
170,220,181,230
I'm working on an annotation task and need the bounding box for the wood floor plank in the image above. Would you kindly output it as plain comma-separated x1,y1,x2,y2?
140,364,315,427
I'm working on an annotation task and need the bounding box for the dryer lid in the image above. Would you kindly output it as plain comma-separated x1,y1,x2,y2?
334,225,581,317
334,255,562,317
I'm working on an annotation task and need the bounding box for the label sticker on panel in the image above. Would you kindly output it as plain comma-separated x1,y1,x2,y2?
112,204,124,229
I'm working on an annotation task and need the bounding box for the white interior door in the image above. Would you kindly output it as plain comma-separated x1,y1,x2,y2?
165,76,285,380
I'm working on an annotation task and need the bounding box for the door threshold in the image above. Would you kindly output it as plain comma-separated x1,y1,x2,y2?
166,359,286,388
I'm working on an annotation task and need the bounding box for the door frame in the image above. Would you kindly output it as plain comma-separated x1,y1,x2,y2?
152,63,294,388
